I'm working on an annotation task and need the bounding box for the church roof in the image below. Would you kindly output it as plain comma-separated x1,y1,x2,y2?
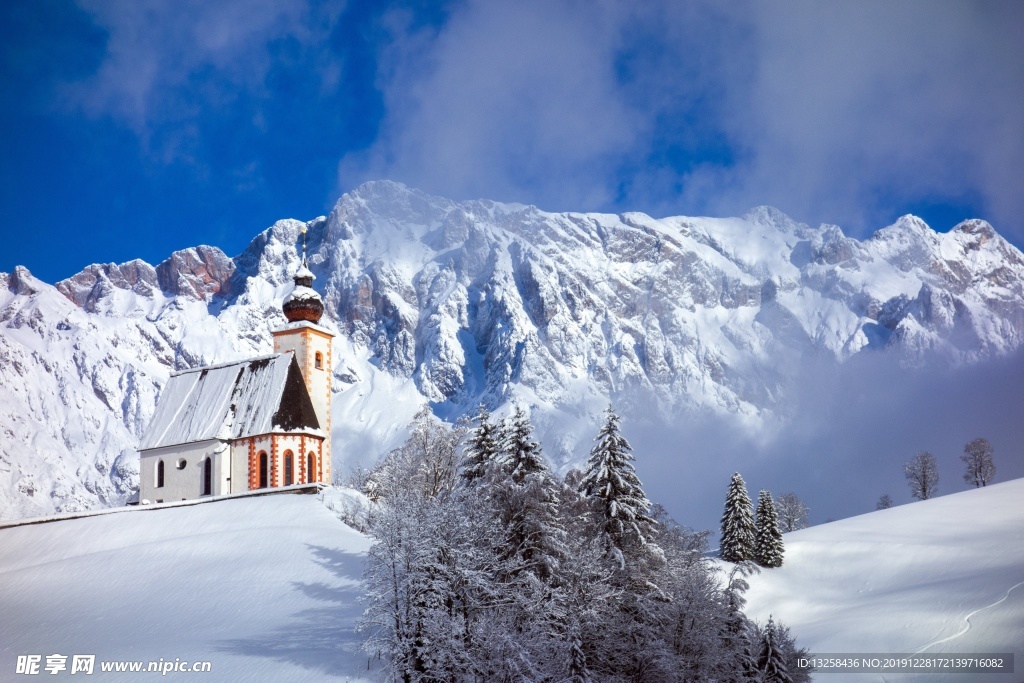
139,353,322,451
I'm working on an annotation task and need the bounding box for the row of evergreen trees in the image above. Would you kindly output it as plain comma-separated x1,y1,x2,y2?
720,473,785,568
360,405,809,682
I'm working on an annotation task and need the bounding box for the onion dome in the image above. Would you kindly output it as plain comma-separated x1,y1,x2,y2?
282,255,324,323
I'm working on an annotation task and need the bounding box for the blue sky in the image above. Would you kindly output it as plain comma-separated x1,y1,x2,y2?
2,0,1022,283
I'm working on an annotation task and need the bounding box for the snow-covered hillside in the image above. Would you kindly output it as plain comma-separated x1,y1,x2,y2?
0,491,374,682
744,477,1024,682
4,180,1024,520
3,479,1020,682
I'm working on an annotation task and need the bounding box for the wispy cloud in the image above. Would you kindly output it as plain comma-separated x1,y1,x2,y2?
341,0,1024,240
65,0,342,162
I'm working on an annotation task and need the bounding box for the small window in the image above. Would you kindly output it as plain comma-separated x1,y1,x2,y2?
202,457,212,496
315,352,323,370
258,452,268,489
176,458,187,470
307,453,316,483
156,460,165,488
284,451,294,486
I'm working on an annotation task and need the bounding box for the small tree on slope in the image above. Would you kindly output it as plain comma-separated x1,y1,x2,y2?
757,616,794,683
775,492,809,532
720,472,756,563
904,451,939,501
578,407,656,567
961,437,996,488
755,490,784,568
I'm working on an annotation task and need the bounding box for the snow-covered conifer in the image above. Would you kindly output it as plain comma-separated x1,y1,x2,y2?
755,490,784,568
492,405,566,581
961,437,996,488
503,405,546,483
578,407,656,564
720,472,756,563
876,494,893,510
757,616,794,683
460,404,499,484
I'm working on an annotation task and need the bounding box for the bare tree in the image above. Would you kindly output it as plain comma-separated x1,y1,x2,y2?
876,494,893,510
775,492,809,532
904,451,939,501
961,437,996,488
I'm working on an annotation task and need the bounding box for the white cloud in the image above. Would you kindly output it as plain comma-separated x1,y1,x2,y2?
66,0,341,161
342,0,1024,241
700,0,1024,237
340,0,646,211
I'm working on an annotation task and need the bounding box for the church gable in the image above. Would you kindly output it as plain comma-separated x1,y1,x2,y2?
273,357,321,432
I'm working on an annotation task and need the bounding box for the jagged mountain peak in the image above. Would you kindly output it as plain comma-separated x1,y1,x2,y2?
4,183,1024,520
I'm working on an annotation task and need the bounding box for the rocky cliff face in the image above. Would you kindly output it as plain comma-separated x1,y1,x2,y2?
3,181,1024,519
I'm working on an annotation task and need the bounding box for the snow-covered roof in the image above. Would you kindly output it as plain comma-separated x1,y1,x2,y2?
139,354,320,450
294,263,315,280
285,284,321,303
271,320,336,337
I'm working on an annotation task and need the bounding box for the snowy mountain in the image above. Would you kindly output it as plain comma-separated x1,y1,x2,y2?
4,180,1024,520
744,477,1024,682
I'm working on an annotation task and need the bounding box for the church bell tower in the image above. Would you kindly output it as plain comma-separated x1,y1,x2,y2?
271,226,334,483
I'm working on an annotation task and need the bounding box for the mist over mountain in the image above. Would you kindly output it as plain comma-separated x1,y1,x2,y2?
3,180,1024,526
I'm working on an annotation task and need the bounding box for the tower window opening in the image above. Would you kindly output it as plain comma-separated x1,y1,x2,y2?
315,352,323,370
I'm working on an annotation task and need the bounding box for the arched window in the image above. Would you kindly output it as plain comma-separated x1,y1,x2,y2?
202,457,212,496
315,352,323,370
258,451,268,489
307,452,316,483
284,451,294,486
156,460,165,488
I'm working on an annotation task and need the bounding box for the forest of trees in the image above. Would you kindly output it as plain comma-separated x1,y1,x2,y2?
359,405,810,683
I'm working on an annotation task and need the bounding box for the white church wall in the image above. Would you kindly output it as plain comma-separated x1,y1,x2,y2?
140,440,226,503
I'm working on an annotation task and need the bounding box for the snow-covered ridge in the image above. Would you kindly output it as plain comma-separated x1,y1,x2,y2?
4,180,1024,520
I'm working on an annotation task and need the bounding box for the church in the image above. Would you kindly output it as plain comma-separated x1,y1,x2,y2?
138,246,334,503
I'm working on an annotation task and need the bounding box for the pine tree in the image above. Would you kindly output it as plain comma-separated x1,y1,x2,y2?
460,404,499,484
876,494,893,510
578,407,656,566
757,616,794,683
493,404,566,581
720,472,756,563
503,404,546,483
755,490,784,568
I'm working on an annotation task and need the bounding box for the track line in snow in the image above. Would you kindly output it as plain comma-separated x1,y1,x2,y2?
914,580,1024,654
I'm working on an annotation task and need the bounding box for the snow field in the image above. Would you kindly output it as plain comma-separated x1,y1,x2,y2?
0,493,374,682
743,477,1024,682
